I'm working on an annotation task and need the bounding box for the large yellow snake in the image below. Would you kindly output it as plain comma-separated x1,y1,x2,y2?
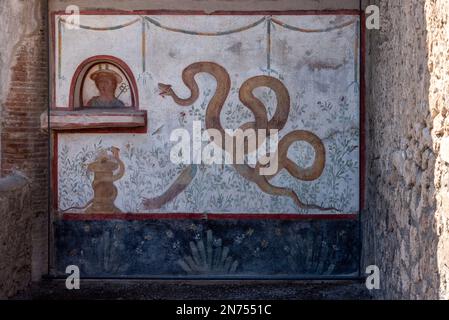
143,62,334,211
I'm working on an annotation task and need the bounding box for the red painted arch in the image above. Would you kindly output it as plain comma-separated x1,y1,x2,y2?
68,55,140,110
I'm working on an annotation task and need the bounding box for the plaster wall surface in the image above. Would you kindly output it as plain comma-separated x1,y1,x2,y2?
48,0,360,12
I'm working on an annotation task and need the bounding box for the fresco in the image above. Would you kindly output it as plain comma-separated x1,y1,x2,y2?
52,12,362,278
54,13,361,216
82,64,132,108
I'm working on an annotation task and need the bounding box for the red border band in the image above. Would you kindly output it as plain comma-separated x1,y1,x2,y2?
62,213,358,221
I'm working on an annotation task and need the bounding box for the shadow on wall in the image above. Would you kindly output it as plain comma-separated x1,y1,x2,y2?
363,0,448,299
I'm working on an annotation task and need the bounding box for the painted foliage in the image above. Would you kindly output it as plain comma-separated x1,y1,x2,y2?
55,14,361,215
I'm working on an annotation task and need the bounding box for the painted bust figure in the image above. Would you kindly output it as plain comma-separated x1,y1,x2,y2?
87,65,126,108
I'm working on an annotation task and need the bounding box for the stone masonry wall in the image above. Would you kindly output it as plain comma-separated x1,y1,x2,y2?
363,0,449,299
426,0,449,300
0,0,49,282
0,173,32,299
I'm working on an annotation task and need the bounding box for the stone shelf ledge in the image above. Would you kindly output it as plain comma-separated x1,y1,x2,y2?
41,108,147,131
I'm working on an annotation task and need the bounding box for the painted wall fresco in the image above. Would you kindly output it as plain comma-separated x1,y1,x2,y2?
82,63,132,108
55,219,359,277
54,14,361,216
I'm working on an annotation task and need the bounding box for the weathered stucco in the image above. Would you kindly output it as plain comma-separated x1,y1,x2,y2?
0,173,32,299
48,0,360,12
363,0,449,299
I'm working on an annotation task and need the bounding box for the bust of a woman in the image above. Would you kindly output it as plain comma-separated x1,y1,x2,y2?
87,65,126,108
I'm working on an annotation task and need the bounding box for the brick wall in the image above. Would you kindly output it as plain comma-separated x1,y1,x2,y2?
0,0,49,281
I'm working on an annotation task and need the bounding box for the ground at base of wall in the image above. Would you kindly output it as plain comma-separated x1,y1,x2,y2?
15,280,371,300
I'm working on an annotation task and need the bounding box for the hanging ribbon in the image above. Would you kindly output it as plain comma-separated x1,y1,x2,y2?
59,17,140,31
144,16,266,36
271,18,357,33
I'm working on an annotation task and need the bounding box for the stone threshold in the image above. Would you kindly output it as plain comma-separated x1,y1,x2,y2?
16,278,371,300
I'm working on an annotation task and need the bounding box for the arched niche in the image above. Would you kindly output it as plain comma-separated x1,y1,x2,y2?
69,55,139,110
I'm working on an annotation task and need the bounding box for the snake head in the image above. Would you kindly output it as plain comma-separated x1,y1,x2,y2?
158,83,173,98
110,147,120,159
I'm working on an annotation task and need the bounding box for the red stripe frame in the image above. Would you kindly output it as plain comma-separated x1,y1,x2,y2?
50,9,365,221
359,12,366,211
63,213,359,221
69,55,140,110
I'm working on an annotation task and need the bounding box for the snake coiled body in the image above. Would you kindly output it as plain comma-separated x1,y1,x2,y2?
144,62,334,211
